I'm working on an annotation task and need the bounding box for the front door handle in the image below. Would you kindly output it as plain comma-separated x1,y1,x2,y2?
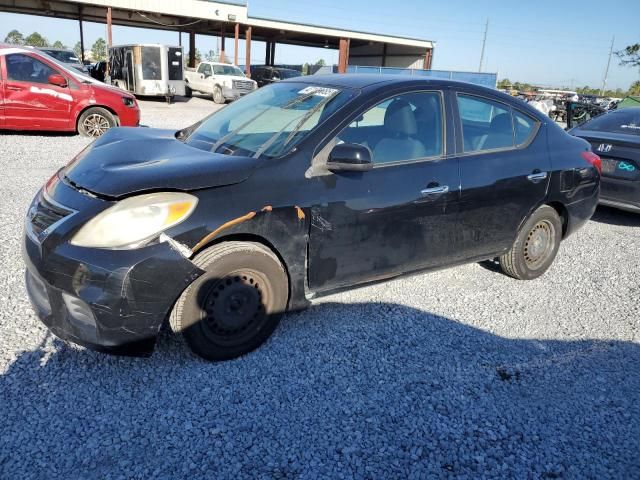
7,86,22,91
527,171,548,183
421,185,449,196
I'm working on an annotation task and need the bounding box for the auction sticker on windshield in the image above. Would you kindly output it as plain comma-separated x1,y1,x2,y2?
298,86,339,97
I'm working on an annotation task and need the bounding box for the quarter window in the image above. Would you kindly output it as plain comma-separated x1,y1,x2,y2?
337,91,443,164
513,111,537,145
6,54,57,84
457,94,514,152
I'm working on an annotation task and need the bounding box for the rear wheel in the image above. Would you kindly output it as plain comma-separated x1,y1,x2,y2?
78,107,117,137
212,85,225,104
499,205,562,280
170,241,288,361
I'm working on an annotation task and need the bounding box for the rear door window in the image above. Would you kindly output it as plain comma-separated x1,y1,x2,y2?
582,110,640,135
457,94,514,152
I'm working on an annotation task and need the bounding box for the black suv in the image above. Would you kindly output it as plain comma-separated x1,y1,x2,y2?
252,66,301,87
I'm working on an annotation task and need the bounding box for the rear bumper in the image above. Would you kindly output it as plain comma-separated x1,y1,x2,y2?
564,186,600,237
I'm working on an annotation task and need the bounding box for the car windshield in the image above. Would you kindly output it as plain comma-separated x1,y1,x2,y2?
36,51,93,82
581,109,640,135
279,69,300,79
185,82,354,158
42,50,79,63
213,65,245,76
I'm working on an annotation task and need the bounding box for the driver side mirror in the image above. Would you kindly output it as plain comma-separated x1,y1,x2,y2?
327,143,373,172
48,74,67,88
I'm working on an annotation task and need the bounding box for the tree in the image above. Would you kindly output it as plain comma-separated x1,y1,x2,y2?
52,40,66,49
187,49,202,66
315,59,326,67
204,49,217,62
91,38,107,61
497,78,512,89
24,32,48,47
4,29,24,45
630,81,640,96
616,43,640,68
73,41,83,61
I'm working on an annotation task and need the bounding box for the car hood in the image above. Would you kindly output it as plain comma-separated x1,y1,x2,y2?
63,128,259,198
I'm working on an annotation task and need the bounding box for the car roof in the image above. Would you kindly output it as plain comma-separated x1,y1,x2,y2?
282,73,493,91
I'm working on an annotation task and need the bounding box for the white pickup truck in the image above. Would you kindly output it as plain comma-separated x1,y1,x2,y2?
184,62,257,104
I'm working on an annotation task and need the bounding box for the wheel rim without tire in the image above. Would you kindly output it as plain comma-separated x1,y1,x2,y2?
83,114,110,137
523,220,555,270
200,270,271,347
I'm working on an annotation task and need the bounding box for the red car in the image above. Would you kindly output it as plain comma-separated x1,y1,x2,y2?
0,45,139,137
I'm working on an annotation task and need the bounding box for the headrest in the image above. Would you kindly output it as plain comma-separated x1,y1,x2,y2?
490,113,512,131
384,99,417,135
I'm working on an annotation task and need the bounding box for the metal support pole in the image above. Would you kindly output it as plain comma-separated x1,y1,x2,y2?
220,25,226,63
270,42,275,66
106,7,113,48
479,18,488,72
423,48,433,70
189,31,196,68
78,6,85,63
338,37,350,73
265,40,270,66
178,31,182,47
245,26,252,77
234,23,239,66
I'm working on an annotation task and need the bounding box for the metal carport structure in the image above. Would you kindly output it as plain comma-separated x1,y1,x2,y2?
0,0,435,76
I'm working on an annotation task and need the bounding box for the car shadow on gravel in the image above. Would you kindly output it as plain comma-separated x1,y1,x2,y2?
1,302,638,479
591,206,640,227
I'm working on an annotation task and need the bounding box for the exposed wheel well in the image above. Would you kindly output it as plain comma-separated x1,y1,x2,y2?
201,233,292,302
546,202,569,238
75,105,120,132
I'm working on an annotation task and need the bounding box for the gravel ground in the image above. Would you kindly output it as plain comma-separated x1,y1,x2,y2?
1,97,639,479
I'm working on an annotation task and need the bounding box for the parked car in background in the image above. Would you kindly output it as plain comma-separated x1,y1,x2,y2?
184,61,257,103
109,44,186,103
38,47,88,74
23,75,600,362
570,107,640,213
0,45,139,136
89,61,107,83
252,65,301,87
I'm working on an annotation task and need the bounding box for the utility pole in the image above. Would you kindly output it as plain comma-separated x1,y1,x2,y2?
479,19,488,72
600,35,615,96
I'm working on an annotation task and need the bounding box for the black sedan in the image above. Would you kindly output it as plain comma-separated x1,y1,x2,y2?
23,75,600,361
570,107,640,213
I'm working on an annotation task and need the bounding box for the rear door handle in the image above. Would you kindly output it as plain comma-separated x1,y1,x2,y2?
527,171,548,183
7,86,23,91
421,185,449,196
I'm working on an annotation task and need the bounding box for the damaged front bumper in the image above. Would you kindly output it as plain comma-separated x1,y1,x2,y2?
22,185,204,356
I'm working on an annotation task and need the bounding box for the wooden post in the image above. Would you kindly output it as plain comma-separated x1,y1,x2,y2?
245,26,252,77
423,48,433,70
234,23,239,65
189,31,196,67
78,6,85,63
338,37,350,73
220,24,226,63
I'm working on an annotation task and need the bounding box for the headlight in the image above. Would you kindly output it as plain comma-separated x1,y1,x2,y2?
122,96,136,107
70,192,198,249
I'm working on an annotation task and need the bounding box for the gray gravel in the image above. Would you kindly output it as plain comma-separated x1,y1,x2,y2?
1,97,639,479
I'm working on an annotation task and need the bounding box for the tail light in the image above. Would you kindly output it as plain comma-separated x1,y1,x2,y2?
581,151,602,174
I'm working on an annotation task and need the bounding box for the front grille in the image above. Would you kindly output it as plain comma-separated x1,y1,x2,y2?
233,79,254,92
28,194,73,240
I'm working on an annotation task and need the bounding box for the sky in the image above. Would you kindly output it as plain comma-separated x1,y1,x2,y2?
1,0,639,90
